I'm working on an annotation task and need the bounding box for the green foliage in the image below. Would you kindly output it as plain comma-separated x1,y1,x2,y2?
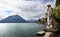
36,19,41,24
53,0,60,30
53,5,60,18
54,0,60,18
56,25,60,31
36,18,47,24
56,0,60,6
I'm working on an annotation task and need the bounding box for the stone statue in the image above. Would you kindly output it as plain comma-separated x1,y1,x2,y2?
46,4,54,28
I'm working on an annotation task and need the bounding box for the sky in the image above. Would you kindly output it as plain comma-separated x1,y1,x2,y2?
0,0,56,20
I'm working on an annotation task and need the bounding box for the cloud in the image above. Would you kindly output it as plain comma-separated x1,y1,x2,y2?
18,0,55,20
24,0,54,1
0,0,56,20
0,12,9,20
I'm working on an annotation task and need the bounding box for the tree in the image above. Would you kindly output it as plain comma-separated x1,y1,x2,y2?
56,0,60,6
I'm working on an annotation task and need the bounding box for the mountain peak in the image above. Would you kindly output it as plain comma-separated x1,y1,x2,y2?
0,15,28,23
12,15,20,16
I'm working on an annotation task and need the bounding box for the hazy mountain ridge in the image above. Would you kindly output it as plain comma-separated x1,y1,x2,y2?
0,15,36,23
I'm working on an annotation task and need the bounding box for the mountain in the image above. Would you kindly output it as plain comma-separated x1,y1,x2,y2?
0,15,35,23
27,19,36,23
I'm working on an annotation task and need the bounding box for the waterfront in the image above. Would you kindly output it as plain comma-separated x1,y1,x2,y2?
0,23,46,37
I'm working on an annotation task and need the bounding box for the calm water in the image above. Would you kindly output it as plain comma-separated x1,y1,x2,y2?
0,23,46,37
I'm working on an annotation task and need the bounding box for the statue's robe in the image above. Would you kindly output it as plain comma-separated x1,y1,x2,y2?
47,7,54,28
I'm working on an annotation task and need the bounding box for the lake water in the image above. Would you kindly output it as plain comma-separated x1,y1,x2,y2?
0,23,46,37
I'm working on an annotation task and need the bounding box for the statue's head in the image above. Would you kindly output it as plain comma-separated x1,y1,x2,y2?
47,4,51,8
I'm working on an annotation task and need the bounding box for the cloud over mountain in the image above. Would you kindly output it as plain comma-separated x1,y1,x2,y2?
0,0,56,20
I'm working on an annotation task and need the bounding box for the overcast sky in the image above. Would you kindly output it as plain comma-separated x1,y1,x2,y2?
0,0,56,20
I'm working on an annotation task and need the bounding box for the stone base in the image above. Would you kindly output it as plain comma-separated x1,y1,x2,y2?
44,32,55,37
36,31,45,36
44,28,58,33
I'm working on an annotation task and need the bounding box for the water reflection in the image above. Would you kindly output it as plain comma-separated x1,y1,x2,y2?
0,23,46,37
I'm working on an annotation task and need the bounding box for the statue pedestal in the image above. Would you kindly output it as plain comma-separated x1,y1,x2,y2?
36,31,45,36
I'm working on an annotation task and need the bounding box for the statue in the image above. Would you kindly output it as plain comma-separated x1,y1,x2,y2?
46,4,54,29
